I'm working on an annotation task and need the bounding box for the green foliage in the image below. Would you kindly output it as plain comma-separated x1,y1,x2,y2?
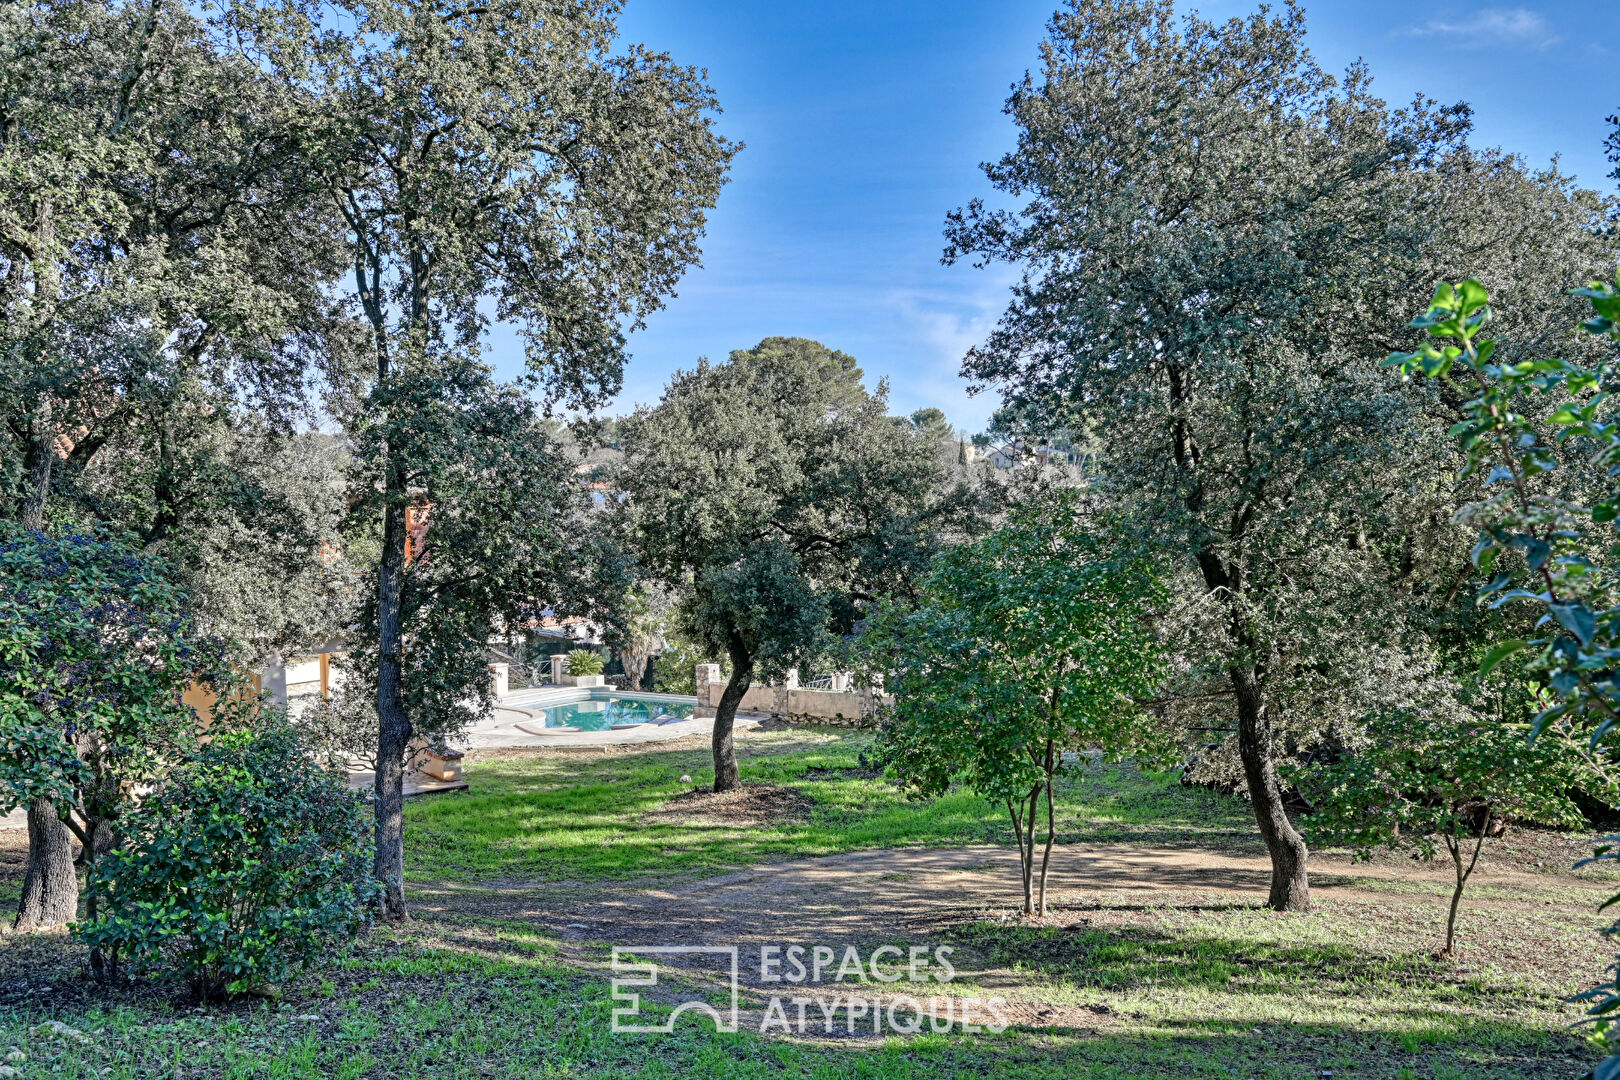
0,525,227,841
75,421,360,656
863,494,1167,912
649,627,721,695
616,336,962,787
245,0,737,411
566,649,605,677
0,0,344,521
77,719,380,1000
1297,710,1601,954
618,337,955,670
1386,276,1620,737
301,681,382,773
1301,712,1593,859
1389,274,1620,1037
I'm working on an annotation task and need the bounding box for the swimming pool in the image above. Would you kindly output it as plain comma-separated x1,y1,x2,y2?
518,694,695,732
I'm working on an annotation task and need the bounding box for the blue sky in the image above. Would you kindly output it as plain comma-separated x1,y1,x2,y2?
490,1,1620,433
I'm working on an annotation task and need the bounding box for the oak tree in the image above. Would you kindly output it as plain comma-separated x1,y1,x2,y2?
616,338,954,791
236,0,735,917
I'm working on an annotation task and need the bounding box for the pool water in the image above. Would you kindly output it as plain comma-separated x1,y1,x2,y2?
528,697,694,732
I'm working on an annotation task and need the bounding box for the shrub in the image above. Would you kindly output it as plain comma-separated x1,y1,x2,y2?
77,720,380,999
566,648,605,676
650,630,724,694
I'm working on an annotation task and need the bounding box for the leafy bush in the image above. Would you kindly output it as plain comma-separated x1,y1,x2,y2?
77,720,380,999
566,648,605,676
0,525,232,931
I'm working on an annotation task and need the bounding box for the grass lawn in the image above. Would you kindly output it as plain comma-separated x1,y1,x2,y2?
402,728,1259,883
0,726,1610,1079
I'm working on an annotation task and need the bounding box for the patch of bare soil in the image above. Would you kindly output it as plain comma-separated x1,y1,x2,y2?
1341,823,1620,882
0,827,25,879
641,782,816,829
401,840,1610,1067
417,841,1614,987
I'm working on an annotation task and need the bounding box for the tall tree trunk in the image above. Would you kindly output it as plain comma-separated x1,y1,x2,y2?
1232,665,1310,912
374,471,412,922
17,405,53,530
14,798,76,933
711,632,753,792
357,232,413,922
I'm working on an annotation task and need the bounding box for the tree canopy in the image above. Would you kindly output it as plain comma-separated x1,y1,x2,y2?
0,0,343,528
942,0,1616,911
616,337,961,790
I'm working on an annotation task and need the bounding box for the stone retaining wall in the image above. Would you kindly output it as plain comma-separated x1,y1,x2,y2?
696,665,883,727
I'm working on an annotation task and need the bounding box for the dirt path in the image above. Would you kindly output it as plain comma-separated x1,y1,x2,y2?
406,842,1612,1041
416,840,1612,937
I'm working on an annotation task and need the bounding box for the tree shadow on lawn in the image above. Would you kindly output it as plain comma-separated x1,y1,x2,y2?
948,919,1559,1012
0,913,1595,1080
403,747,1266,885
401,906,1575,1050
343,917,1598,1079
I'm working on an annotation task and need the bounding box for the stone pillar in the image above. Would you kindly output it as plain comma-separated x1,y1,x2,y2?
695,664,720,705
489,662,510,699
549,653,568,685
783,667,799,690
830,672,851,692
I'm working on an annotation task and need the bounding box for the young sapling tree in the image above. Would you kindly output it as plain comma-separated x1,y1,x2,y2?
1298,711,1602,956
864,496,1166,916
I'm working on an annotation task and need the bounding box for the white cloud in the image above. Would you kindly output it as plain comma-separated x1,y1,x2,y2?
884,271,1019,432
1406,8,1562,50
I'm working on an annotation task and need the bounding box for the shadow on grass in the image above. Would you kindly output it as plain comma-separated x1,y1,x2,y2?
404,739,1265,884
951,919,1536,1007
0,912,1594,1080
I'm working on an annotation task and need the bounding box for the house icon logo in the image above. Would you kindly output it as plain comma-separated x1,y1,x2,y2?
610,946,740,1033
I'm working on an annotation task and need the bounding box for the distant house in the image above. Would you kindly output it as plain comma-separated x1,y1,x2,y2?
986,440,1080,469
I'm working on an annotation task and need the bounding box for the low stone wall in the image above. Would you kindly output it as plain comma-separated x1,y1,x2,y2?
696,666,884,727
